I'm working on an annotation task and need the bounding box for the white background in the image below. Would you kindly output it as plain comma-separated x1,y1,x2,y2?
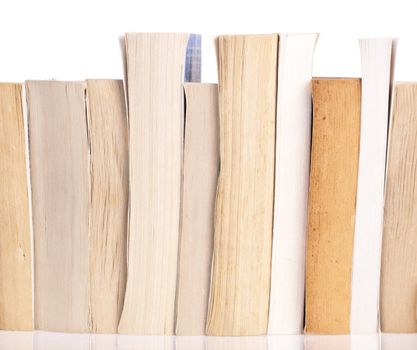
1,0,417,82
0,0,417,348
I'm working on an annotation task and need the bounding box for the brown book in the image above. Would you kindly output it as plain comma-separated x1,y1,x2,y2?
175,83,219,335
205,34,278,336
305,78,361,334
86,79,128,333
380,83,417,333
27,80,90,332
0,83,33,330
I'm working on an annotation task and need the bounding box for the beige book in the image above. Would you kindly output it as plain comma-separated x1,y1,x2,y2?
175,83,219,335
86,79,128,333
205,34,278,336
380,83,417,333
27,81,90,332
118,33,191,335
0,83,33,330
305,78,361,334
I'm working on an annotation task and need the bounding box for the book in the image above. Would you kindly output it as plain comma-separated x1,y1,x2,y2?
118,33,200,335
27,81,90,332
0,83,33,330
175,83,219,335
305,78,361,334
268,33,318,335
205,34,278,336
380,83,417,333
86,79,128,333
350,38,395,334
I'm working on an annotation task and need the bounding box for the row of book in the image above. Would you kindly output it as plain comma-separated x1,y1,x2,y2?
0,33,413,336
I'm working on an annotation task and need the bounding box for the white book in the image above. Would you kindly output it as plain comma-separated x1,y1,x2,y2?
268,33,318,335
118,33,201,335
350,38,395,333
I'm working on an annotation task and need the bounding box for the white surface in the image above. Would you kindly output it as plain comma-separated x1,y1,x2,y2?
0,332,414,350
268,33,318,335
349,39,394,334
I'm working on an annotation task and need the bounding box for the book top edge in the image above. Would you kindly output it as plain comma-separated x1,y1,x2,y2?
312,77,362,81
183,82,217,87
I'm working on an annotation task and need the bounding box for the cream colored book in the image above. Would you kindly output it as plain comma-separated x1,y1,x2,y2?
175,83,219,335
268,33,318,335
118,33,200,335
27,80,90,332
0,83,33,330
350,38,395,334
380,83,417,333
86,79,128,333
205,34,278,336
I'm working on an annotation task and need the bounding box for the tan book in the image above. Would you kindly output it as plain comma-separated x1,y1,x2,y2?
86,79,128,333
27,80,90,332
305,78,361,334
380,83,417,333
0,83,33,330
205,34,278,336
175,83,219,335
118,33,193,335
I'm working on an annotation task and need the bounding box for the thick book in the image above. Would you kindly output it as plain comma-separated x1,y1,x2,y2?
118,33,201,335
350,38,395,334
86,79,128,333
305,78,361,334
0,83,33,330
27,81,90,332
175,83,219,335
205,34,278,336
268,33,318,335
380,83,417,333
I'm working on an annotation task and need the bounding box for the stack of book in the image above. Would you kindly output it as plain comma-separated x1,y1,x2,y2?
0,33,415,336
